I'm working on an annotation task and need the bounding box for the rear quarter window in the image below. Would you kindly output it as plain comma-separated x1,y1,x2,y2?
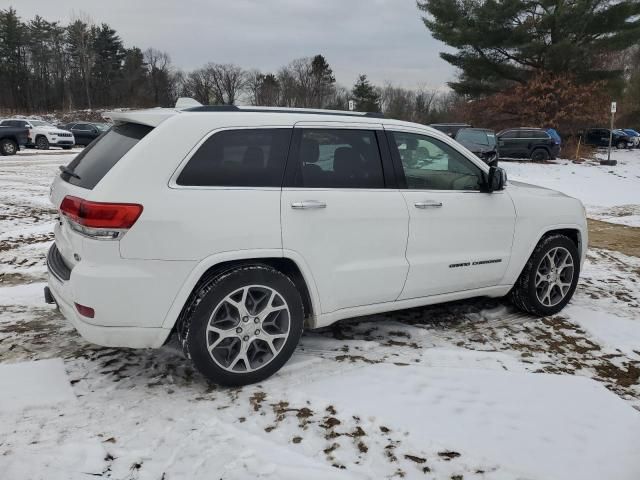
176,128,292,187
61,122,152,189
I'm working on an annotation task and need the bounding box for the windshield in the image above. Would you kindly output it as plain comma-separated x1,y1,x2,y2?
30,120,53,127
95,123,111,132
456,129,496,147
613,129,626,135
624,129,639,136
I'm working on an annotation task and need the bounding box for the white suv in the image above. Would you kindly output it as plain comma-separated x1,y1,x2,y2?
45,101,587,386
0,119,75,150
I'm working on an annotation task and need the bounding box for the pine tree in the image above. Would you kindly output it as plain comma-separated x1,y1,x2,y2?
120,47,148,106
310,54,335,108
91,23,124,107
418,0,640,96
0,8,29,110
352,74,380,112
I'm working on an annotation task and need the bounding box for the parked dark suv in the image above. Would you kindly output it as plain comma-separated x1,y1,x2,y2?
60,122,110,146
583,128,633,149
497,128,560,161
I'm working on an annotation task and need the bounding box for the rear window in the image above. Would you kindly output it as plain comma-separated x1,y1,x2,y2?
61,123,152,189
176,128,292,187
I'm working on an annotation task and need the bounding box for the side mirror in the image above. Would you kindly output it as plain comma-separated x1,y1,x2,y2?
485,166,507,193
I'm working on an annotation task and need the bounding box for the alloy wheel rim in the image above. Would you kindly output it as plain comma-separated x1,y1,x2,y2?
206,285,290,373
535,246,574,307
4,143,15,154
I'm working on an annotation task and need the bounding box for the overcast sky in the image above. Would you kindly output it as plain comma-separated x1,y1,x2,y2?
9,0,456,89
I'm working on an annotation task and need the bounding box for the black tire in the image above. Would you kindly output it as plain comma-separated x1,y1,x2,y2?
511,234,580,316
0,138,18,156
616,141,626,149
530,148,549,162
62,146,72,150
36,136,49,150
178,265,304,386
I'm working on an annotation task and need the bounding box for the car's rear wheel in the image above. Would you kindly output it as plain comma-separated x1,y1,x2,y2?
36,136,49,150
179,265,304,386
530,148,549,161
511,234,580,316
0,139,18,156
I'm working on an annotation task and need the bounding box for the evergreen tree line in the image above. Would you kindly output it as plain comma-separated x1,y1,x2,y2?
0,8,454,124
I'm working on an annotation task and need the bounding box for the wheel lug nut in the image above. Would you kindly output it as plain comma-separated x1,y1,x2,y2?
236,327,242,334
243,316,249,323
243,336,249,341
254,318,260,323
255,329,260,335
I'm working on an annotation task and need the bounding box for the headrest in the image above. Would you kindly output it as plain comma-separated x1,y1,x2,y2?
300,138,320,163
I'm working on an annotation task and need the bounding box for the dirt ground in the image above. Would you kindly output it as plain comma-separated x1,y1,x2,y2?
588,219,640,258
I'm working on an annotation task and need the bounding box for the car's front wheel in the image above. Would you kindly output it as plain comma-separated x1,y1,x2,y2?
511,234,580,316
179,265,304,386
36,136,50,150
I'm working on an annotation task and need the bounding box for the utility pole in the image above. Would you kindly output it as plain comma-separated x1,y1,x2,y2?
601,101,617,166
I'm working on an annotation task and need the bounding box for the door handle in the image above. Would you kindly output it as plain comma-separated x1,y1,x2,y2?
291,200,327,210
414,201,443,209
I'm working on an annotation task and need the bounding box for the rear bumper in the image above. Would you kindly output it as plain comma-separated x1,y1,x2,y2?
47,270,172,348
46,243,194,349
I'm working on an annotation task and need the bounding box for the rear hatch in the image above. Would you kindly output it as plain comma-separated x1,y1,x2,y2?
50,122,153,271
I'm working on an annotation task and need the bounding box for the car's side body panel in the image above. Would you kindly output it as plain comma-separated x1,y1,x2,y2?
47,107,588,349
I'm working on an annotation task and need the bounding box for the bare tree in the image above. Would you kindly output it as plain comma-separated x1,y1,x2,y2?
144,48,174,106
209,63,246,105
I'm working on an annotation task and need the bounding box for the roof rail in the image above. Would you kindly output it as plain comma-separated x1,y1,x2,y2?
184,105,242,112
182,105,384,118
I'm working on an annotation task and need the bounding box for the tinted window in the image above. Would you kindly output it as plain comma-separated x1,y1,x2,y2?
74,123,92,131
390,132,483,191
177,128,291,187
294,129,384,188
456,129,496,147
61,122,152,189
500,130,518,139
523,130,548,139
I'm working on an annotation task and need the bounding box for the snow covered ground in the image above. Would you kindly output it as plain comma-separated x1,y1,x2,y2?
501,148,640,226
1,149,639,479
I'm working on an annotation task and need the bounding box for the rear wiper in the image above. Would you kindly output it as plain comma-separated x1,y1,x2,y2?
59,165,81,180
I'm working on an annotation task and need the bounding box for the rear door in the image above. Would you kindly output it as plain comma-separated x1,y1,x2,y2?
497,130,519,158
281,122,409,314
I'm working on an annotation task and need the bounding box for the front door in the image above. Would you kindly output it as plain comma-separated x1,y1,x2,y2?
386,129,516,300
281,124,409,314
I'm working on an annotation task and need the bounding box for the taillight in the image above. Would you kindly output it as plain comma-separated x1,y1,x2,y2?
60,195,143,239
74,302,95,318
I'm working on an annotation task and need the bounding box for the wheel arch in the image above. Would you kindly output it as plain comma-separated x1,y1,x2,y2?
505,223,586,287
530,146,551,158
162,250,321,332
